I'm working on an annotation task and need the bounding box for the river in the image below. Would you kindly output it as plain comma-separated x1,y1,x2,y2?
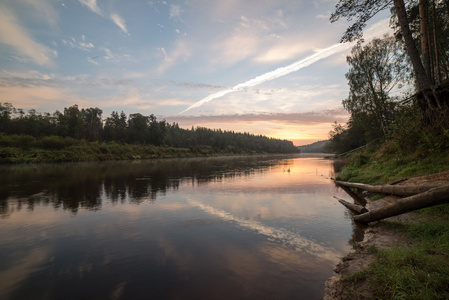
0,154,361,299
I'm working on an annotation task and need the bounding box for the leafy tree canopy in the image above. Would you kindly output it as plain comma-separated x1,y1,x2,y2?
330,0,392,42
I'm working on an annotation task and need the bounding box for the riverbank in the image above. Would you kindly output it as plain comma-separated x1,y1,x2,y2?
0,140,297,164
324,157,449,298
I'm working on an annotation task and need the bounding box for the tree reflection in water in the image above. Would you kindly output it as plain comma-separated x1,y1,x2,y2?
0,156,287,216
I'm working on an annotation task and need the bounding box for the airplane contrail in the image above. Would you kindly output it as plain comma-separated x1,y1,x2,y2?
178,42,353,115
177,17,392,115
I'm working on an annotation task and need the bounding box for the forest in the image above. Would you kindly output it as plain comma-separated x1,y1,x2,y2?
326,1,449,299
327,0,449,155
0,102,298,163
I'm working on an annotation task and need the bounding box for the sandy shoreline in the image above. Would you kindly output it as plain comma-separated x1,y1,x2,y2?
323,170,449,299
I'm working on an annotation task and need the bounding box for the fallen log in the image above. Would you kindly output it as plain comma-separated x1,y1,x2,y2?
353,185,449,223
334,196,368,214
389,178,408,185
335,181,442,197
336,184,367,206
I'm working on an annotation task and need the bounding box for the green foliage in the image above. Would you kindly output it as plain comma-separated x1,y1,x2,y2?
330,0,391,42
42,136,77,149
327,120,366,153
0,103,298,163
343,36,408,138
328,35,411,154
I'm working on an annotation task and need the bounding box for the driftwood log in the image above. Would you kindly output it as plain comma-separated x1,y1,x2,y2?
333,196,368,214
335,180,449,223
335,181,442,197
354,185,449,223
337,184,367,206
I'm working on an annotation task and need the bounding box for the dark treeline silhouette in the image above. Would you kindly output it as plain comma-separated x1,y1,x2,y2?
0,103,298,154
0,156,284,216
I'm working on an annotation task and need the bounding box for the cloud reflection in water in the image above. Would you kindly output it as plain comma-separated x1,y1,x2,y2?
188,198,340,262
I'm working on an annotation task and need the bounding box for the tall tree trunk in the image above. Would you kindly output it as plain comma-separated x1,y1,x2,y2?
393,0,432,91
432,0,441,84
419,0,434,85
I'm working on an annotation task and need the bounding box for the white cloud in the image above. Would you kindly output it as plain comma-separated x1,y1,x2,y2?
62,36,95,51
200,6,297,67
78,0,102,16
159,48,170,62
315,13,330,20
168,109,349,126
102,48,135,63
213,33,259,65
156,40,191,73
0,6,55,66
169,4,182,19
180,42,353,114
195,85,347,116
78,0,130,35
254,41,310,63
87,57,100,65
103,48,120,63
110,13,130,35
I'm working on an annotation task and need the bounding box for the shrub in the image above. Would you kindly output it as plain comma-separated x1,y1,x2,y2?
38,135,68,149
14,135,36,149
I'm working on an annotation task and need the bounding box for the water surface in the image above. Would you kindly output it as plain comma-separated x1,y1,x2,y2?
0,154,359,299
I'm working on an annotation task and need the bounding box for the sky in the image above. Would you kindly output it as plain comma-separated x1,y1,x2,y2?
0,0,393,145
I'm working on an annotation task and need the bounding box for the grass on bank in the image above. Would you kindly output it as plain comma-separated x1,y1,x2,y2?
344,215,449,299
0,133,277,164
336,140,449,184
336,141,449,299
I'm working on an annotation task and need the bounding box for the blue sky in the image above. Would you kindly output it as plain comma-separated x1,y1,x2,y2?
0,0,392,145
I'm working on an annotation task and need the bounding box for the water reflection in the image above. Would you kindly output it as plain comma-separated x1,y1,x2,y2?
1,155,313,216
188,198,339,261
0,154,354,299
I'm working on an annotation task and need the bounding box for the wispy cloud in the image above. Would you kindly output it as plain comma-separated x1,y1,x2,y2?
207,9,291,67
78,0,102,16
110,13,129,35
0,6,56,66
157,40,191,73
179,42,352,114
168,109,349,127
169,4,182,19
0,70,133,88
254,40,310,63
179,18,392,115
102,48,135,63
62,36,95,51
78,0,130,35
169,81,225,90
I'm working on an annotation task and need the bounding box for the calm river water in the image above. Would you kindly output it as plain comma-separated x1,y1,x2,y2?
0,154,361,300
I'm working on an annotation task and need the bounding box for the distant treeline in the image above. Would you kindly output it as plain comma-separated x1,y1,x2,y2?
297,140,332,153
0,103,298,155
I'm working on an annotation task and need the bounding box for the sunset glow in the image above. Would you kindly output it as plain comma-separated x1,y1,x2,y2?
0,0,391,145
